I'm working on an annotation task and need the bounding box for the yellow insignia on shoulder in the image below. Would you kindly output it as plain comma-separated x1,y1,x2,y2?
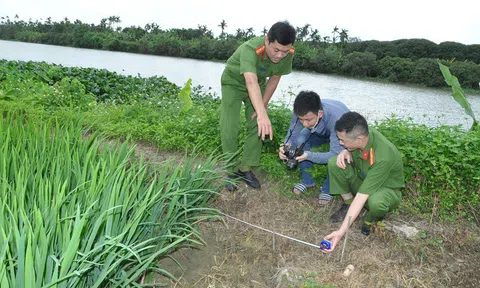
289,47,295,55
369,148,375,166
255,45,265,55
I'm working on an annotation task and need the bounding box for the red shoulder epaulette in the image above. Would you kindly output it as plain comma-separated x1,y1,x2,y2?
255,45,265,60
289,47,295,55
255,45,265,55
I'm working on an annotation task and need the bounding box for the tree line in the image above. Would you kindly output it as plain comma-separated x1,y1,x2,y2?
1,15,479,89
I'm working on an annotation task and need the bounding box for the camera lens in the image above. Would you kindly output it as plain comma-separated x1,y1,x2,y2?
286,158,298,169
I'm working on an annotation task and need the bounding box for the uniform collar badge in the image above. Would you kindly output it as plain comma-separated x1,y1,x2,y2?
361,150,369,160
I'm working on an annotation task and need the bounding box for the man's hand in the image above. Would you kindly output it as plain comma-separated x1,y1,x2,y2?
321,230,345,254
257,114,273,141
336,149,352,169
251,105,267,120
295,151,308,162
279,145,289,160
243,72,272,140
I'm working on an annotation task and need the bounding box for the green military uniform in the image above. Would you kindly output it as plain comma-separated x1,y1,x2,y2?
220,37,294,170
328,128,405,222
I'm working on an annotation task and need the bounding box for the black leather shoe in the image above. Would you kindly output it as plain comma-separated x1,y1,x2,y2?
329,203,350,223
225,174,238,192
225,182,237,192
361,221,372,236
236,170,261,189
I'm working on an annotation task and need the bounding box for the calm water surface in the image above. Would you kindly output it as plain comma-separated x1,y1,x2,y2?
1,39,479,128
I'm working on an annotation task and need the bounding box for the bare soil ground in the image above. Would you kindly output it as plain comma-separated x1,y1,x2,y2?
134,142,480,288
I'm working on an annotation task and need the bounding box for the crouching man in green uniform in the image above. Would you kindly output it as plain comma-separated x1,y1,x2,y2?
220,21,296,191
322,112,404,253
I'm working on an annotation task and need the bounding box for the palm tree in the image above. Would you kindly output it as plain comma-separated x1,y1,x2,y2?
235,28,244,40
246,27,254,39
150,23,160,33
100,18,108,30
218,19,227,38
339,28,349,46
296,24,311,41
331,25,339,44
309,28,321,46
107,16,121,31
262,26,268,36
322,36,331,47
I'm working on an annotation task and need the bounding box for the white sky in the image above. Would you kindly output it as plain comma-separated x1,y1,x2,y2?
1,0,479,45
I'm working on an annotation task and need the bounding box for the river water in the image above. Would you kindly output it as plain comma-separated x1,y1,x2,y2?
1,39,479,128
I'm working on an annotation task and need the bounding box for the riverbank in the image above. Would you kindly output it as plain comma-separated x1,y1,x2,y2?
136,142,480,287
1,59,479,286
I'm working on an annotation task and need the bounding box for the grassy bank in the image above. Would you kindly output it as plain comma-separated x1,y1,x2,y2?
1,59,479,221
0,59,479,285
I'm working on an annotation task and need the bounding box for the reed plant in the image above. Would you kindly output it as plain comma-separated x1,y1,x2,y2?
0,111,223,287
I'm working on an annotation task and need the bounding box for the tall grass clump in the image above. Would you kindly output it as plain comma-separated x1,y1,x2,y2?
0,111,223,287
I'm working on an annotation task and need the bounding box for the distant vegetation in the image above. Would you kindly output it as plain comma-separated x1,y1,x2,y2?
1,15,479,89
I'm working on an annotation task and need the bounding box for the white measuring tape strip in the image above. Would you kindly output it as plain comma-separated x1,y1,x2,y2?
219,212,320,249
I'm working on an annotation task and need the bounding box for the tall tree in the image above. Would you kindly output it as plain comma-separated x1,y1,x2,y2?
339,28,349,47
309,28,321,46
107,16,121,31
331,25,339,44
246,27,254,39
262,26,268,36
218,19,227,38
296,24,311,41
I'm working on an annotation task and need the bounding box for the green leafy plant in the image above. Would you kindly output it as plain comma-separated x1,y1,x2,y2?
438,60,478,130
178,78,193,111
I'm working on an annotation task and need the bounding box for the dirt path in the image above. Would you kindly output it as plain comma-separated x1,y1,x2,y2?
134,142,480,288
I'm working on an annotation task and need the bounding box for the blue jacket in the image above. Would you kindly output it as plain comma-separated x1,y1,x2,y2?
284,99,349,164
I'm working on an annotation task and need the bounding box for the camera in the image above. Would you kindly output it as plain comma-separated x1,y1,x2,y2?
283,145,304,169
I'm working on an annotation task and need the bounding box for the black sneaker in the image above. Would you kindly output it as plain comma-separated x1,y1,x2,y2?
361,217,383,236
361,221,372,236
225,174,238,192
236,170,261,189
329,203,350,223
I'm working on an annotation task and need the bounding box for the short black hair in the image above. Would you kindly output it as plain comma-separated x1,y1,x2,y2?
293,91,323,116
334,112,369,139
267,21,296,45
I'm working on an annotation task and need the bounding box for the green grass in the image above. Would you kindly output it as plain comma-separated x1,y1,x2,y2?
0,111,225,287
1,60,479,221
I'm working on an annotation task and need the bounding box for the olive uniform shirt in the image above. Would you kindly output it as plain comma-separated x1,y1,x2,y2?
349,128,405,195
221,37,294,91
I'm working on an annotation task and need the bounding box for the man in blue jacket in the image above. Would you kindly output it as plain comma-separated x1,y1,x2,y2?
279,91,349,205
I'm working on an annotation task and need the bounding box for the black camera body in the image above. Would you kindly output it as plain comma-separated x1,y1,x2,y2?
284,146,304,169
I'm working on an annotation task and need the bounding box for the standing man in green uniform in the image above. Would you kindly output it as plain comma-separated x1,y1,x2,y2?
220,21,296,191
321,112,404,253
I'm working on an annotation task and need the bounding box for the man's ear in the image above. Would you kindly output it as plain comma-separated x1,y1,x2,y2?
356,135,366,142
318,110,324,118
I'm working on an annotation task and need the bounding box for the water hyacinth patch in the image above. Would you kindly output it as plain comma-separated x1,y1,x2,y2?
0,111,224,287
